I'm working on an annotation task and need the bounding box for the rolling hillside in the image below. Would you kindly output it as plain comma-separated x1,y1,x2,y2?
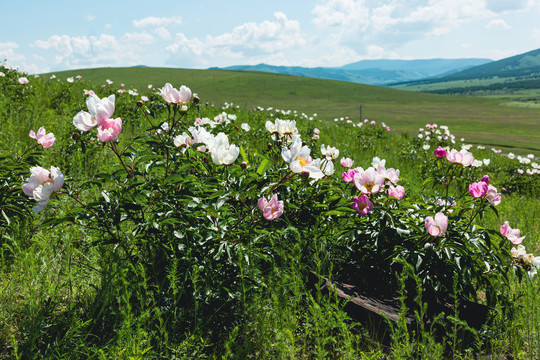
392,48,540,104
215,58,491,86
48,66,540,152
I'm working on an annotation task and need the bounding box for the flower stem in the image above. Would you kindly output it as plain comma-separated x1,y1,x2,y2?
110,142,133,178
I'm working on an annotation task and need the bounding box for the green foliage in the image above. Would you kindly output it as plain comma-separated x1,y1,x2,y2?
1,62,540,359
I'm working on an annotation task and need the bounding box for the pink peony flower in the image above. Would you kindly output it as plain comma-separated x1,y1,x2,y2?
485,185,502,206
425,212,448,237
480,175,490,184
340,157,354,168
387,185,405,200
86,94,116,127
97,117,122,142
160,83,180,104
29,126,56,148
22,166,64,213
380,167,400,184
468,181,488,198
342,168,360,183
257,194,284,220
500,221,525,244
353,167,385,194
446,149,474,167
500,221,510,237
159,83,192,105
351,195,373,216
18,77,29,85
434,146,447,158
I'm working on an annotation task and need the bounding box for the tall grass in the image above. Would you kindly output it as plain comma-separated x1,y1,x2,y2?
1,64,539,359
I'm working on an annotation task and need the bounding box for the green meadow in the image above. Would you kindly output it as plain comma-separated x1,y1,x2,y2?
51,67,540,153
1,64,540,359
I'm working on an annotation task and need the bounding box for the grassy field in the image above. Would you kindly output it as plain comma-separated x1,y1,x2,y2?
49,67,540,153
1,65,540,358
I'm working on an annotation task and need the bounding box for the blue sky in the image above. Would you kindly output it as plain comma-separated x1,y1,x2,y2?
2,0,540,74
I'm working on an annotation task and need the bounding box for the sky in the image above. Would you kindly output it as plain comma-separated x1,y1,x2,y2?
2,0,540,74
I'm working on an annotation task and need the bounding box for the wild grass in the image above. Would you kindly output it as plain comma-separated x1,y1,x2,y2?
48,67,540,154
1,65,539,359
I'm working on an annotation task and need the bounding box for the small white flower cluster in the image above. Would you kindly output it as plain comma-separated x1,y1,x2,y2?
265,119,298,142
222,102,240,110
173,127,239,165
193,112,237,128
417,123,455,144
471,158,491,168
511,245,540,278
506,153,540,176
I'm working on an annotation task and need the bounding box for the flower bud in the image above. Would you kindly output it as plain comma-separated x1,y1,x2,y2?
480,175,490,184
276,139,282,146
72,133,80,141
434,146,447,158
193,93,200,104
136,100,143,107
240,162,247,169
267,143,273,150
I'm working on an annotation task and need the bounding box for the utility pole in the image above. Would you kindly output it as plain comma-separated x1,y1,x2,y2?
359,104,363,120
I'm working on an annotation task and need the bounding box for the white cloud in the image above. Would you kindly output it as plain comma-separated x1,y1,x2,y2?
486,19,511,29
133,16,182,28
32,32,155,70
0,42,21,60
86,15,96,21
166,12,307,67
154,26,171,40
308,0,506,59
133,16,181,41
484,0,535,13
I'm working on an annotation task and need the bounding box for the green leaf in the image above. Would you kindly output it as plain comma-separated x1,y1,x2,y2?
325,207,356,216
256,158,270,176
1,210,10,226
240,145,248,164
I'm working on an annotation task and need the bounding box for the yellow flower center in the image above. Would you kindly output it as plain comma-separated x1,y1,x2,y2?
41,179,53,186
295,157,307,167
365,182,375,193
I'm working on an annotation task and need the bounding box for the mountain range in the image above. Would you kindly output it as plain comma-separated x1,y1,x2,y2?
391,47,540,96
211,58,492,86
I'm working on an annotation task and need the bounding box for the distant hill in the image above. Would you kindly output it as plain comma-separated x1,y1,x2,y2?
391,48,540,101
211,58,491,86
438,48,540,80
46,66,540,151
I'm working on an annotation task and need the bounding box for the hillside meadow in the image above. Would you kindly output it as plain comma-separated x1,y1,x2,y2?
1,63,540,359
49,67,540,154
